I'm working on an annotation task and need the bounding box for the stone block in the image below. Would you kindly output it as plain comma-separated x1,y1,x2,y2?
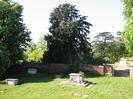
5,78,19,86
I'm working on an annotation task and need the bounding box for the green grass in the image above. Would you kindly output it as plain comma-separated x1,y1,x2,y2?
0,73,133,99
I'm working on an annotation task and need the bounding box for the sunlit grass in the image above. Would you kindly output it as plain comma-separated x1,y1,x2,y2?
0,73,133,99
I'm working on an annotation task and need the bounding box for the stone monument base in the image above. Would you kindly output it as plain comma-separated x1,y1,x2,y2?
5,78,19,86
62,73,95,87
62,80,91,87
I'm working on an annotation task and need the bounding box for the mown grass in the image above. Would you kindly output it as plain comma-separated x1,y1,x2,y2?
0,73,133,99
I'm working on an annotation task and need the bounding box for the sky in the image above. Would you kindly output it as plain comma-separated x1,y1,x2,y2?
13,0,124,42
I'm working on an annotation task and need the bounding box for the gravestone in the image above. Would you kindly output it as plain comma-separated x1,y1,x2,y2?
5,78,19,86
27,68,37,74
69,73,83,83
62,73,91,86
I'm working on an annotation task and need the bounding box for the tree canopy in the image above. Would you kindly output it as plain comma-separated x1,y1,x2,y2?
92,32,127,64
122,0,133,53
92,32,114,63
0,0,31,76
25,36,47,63
44,3,92,64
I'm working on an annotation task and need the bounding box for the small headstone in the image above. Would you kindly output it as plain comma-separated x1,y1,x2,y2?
28,68,37,75
5,78,19,86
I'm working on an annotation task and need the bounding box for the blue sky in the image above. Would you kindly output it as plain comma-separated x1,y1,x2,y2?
13,0,124,42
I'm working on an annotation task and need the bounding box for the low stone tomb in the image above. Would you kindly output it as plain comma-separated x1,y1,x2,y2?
63,73,90,86
70,73,83,83
5,78,19,86
27,68,37,75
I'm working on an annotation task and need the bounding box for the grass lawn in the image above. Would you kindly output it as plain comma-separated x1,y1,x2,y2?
0,73,133,99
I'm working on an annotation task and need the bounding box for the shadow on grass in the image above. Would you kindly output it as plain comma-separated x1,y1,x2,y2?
83,72,107,78
17,73,100,84
0,72,107,85
17,73,56,84
0,73,67,85
17,73,73,84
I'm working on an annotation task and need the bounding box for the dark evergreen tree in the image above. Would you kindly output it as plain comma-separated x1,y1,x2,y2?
44,4,92,64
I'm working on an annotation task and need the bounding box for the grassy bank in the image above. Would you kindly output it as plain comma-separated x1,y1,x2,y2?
0,73,133,99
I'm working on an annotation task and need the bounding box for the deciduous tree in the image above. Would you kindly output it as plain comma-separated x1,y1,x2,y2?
92,32,127,63
92,32,114,61
25,36,47,62
0,0,31,76
122,0,133,53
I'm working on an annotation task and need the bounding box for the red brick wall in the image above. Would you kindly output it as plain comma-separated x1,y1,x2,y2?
23,63,69,73
104,65,113,75
49,64,69,73
23,63,113,75
79,64,113,75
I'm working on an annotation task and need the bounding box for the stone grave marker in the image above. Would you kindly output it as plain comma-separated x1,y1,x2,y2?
27,68,37,75
69,73,83,83
62,73,91,86
5,78,19,86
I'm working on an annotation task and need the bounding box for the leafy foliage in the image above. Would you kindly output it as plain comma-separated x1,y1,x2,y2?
0,0,31,76
92,32,114,63
92,32,127,64
122,0,133,53
27,49,44,62
0,46,11,76
25,36,47,62
44,4,92,64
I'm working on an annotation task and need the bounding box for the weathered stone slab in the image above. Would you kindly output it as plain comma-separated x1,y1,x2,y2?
27,68,37,74
69,73,83,83
62,73,92,87
5,78,19,86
